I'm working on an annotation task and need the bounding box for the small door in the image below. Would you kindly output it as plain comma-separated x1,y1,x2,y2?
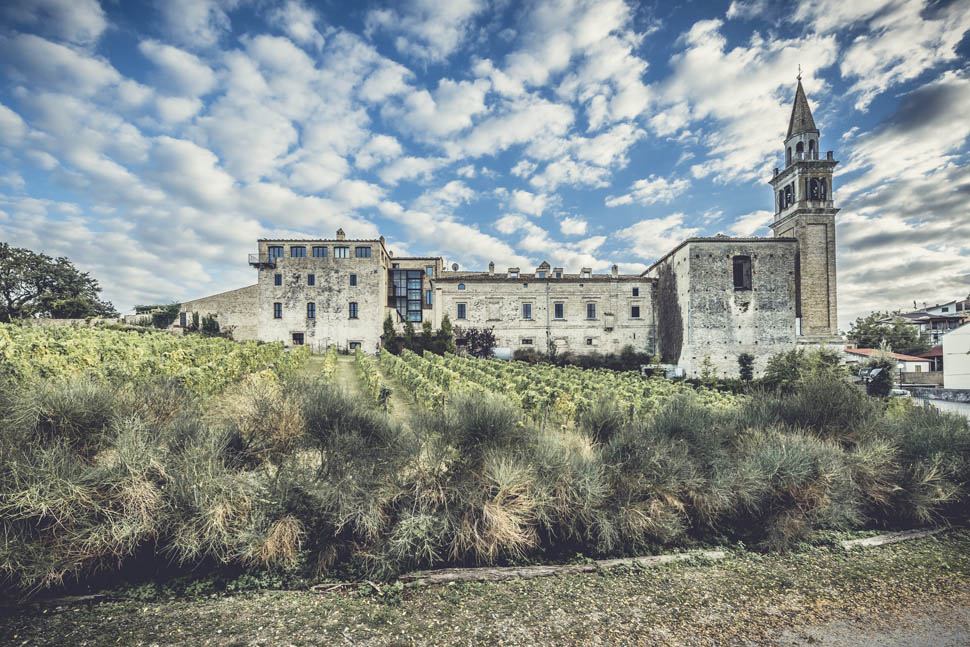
292,333,304,346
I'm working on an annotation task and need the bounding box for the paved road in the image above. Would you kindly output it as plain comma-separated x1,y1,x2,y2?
776,604,970,646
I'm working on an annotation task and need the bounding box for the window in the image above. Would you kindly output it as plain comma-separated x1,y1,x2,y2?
458,283,466,290
582,270,591,278
631,306,640,318
274,273,282,286
586,338,593,346
313,246,327,258
537,271,546,278
268,246,284,258
733,255,752,290
554,302,564,319
425,265,434,277
355,246,371,258
292,333,304,345
942,307,949,313
350,273,357,286
389,269,424,323
426,290,432,305
457,303,466,319
632,287,639,297
521,338,533,345
307,274,315,286
349,341,361,351
273,302,282,318
333,246,349,258
349,302,358,319
307,302,315,318
522,303,532,319
179,312,187,327
290,246,306,257
586,303,596,319
509,272,518,279
555,271,562,279
392,263,400,268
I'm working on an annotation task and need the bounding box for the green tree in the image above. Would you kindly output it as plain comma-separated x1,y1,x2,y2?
0,242,118,321
382,313,397,353
848,311,931,356
403,319,416,351
861,352,896,397
437,314,457,355
738,353,755,382
420,320,434,353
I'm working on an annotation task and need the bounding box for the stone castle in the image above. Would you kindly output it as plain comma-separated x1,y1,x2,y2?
179,79,841,376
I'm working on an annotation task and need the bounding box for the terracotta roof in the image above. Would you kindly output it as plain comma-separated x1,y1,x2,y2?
919,346,944,358
787,79,818,139
843,348,932,363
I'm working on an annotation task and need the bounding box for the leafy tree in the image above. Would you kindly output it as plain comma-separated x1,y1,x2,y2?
456,326,496,359
848,311,931,356
760,348,844,393
438,314,457,354
151,303,181,329
420,320,434,353
738,353,755,382
861,353,896,397
0,242,118,321
381,314,398,353
403,320,416,351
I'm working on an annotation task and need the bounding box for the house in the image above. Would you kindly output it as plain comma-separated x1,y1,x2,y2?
919,345,944,372
882,310,966,346
842,347,933,375
943,322,970,389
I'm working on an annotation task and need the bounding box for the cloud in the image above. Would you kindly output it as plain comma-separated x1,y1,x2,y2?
507,189,548,216
0,103,28,146
2,0,107,46
605,174,690,207
0,33,122,98
728,210,773,236
616,213,701,261
388,78,491,139
355,135,403,170
269,1,325,49
377,156,446,186
560,216,587,235
139,40,218,97
365,0,485,62
156,0,239,49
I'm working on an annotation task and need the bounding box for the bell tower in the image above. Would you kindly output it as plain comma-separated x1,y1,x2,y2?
769,75,839,339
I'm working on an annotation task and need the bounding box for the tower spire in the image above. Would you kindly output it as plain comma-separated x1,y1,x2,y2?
786,76,817,139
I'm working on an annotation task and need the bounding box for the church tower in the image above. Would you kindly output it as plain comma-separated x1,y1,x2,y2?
769,77,839,339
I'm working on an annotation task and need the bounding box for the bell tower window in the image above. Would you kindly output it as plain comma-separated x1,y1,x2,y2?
786,147,792,165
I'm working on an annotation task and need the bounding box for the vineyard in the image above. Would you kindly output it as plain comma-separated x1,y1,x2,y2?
0,323,308,395
378,348,741,424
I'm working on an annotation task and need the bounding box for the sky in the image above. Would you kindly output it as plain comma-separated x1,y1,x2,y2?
0,0,969,330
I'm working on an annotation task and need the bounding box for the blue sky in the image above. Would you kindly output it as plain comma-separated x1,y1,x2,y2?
1,0,968,329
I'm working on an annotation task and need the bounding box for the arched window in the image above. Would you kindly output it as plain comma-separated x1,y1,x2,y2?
795,141,804,156
810,178,819,200
778,190,784,211
786,147,792,165
808,139,816,159
819,178,827,200
784,184,792,207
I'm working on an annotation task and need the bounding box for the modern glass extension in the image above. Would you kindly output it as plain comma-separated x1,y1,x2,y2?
389,269,424,322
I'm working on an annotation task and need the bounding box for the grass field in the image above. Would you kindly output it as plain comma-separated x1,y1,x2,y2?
3,529,969,646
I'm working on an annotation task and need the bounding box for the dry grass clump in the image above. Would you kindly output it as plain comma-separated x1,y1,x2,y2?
2,368,970,593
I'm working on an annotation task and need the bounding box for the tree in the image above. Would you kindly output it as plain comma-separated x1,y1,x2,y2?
0,242,118,321
438,314,456,354
738,353,755,382
456,326,496,359
848,311,931,356
403,320,416,351
862,352,896,397
382,314,398,353
420,320,434,353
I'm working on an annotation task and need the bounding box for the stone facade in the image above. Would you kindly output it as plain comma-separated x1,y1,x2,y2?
176,80,842,377
435,266,655,356
645,238,798,377
180,284,259,340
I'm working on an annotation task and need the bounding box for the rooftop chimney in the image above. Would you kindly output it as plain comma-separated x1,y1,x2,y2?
611,264,618,278
488,261,495,275
336,228,346,240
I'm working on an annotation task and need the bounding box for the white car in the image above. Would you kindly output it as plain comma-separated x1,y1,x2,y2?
889,389,911,398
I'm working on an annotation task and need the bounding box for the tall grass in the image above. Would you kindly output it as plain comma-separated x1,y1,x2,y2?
1,369,969,594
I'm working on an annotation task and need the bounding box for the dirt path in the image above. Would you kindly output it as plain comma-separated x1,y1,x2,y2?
334,356,362,398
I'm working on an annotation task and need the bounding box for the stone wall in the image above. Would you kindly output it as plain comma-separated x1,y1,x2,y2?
180,285,259,340
255,240,388,352
435,273,656,356
899,371,944,386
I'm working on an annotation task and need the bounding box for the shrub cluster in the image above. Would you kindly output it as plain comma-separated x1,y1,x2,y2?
1,369,968,594
513,343,653,372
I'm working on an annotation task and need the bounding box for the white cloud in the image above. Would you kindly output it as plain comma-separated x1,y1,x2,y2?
560,216,587,235
728,210,773,236
269,1,325,49
377,156,445,186
0,34,122,98
2,0,107,46
355,135,403,170
147,136,235,209
365,0,485,62
389,78,491,139
616,213,701,261
0,103,28,146
358,61,413,103
605,174,690,207
448,95,574,158
508,189,548,216
139,40,218,97
157,0,239,49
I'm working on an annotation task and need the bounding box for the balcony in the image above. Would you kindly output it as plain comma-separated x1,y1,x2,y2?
249,253,277,268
